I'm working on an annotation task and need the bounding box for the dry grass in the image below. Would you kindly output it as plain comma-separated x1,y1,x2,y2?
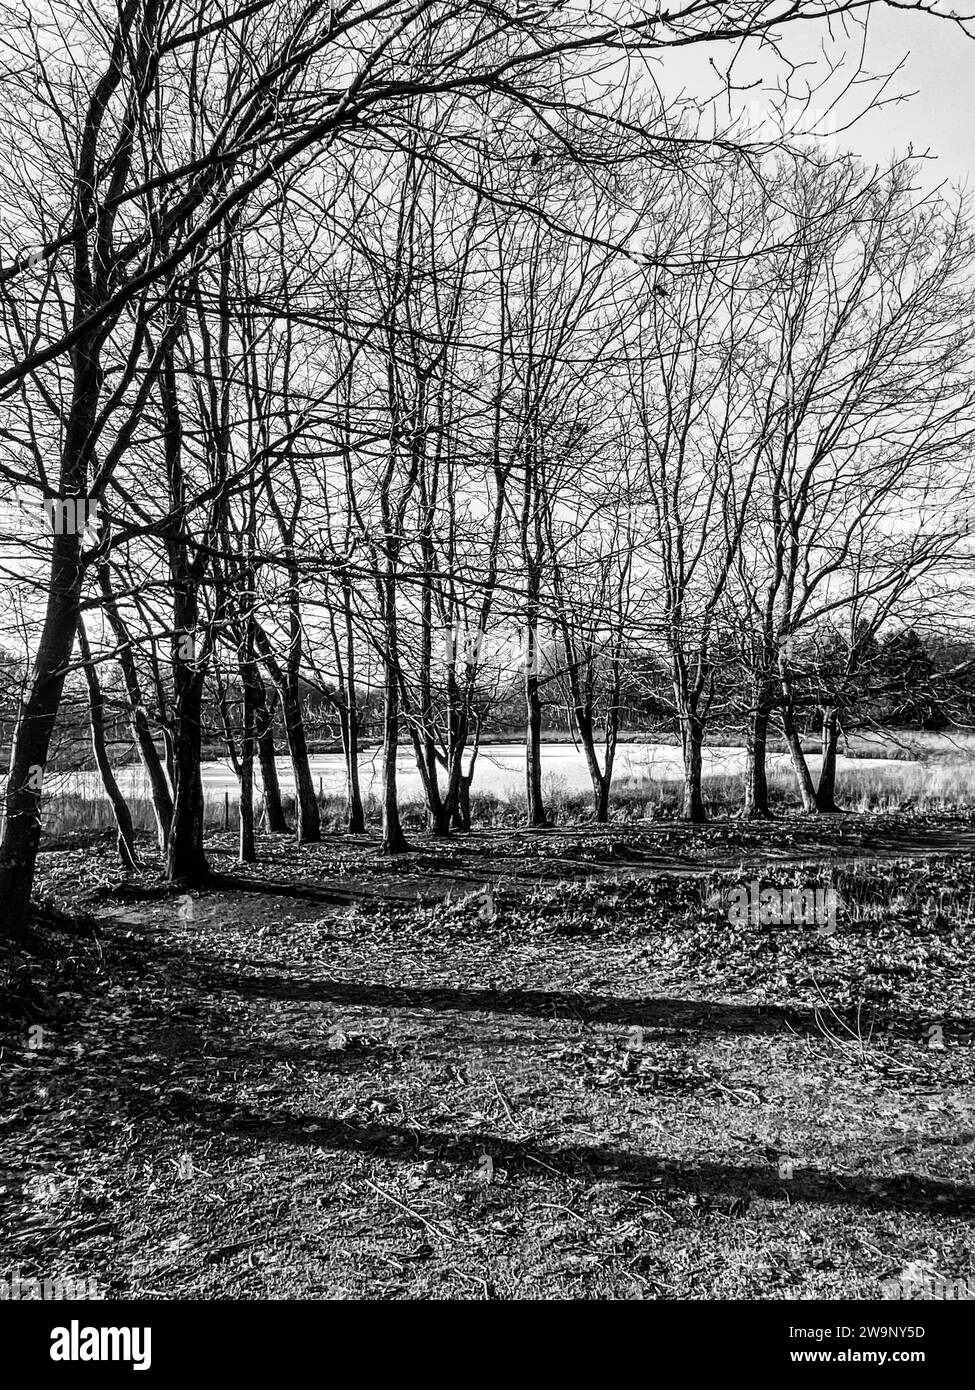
34,725,975,844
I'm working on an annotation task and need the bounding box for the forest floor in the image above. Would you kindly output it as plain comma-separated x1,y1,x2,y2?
2,811,975,1300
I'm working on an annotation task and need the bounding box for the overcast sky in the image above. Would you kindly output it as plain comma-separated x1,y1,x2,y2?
851,8,974,190
647,6,974,195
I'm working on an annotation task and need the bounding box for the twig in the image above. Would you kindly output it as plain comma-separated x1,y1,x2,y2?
363,1177,456,1244
488,1071,518,1128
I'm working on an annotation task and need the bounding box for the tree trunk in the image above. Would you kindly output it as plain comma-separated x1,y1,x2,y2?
781,708,819,814
98,566,173,850
381,655,409,854
165,581,209,884
0,0,145,936
452,773,472,831
816,706,841,812
0,569,82,937
594,773,611,823
279,675,320,844
340,585,365,833
238,629,257,863
525,624,548,827
428,797,452,835
576,713,612,824
679,710,707,822
254,679,288,833
254,628,319,843
343,698,365,833
0,327,100,938
778,656,819,814
77,620,139,870
741,691,773,818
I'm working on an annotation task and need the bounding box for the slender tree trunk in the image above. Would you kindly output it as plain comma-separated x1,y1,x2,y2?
238,627,257,863
816,706,841,812
525,622,548,827
572,711,611,823
77,619,139,870
679,708,707,823
416,538,449,836
343,697,365,833
558,637,617,825
381,660,409,854
599,692,620,824
341,587,365,832
162,322,209,885
0,573,82,936
778,657,818,814
781,708,819,814
0,0,150,936
380,564,409,853
428,795,452,835
279,676,321,844
165,594,209,883
254,628,320,843
166,695,208,880
98,567,173,850
254,678,288,833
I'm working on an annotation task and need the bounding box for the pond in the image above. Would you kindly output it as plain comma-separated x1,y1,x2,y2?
49,741,911,804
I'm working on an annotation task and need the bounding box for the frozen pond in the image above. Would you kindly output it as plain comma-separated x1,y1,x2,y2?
49,741,912,804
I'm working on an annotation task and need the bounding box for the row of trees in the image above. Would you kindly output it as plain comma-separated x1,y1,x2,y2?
4,616,971,840
2,0,974,937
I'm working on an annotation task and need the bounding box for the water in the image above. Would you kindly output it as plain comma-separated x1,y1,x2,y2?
48,741,910,804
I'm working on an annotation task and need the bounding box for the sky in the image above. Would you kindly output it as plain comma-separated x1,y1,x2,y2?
645,5,975,195
850,8,975,191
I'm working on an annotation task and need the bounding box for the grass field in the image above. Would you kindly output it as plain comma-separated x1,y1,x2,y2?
34,736,975,844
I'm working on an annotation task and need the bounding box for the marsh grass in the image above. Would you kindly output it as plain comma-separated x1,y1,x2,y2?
36,737,975,841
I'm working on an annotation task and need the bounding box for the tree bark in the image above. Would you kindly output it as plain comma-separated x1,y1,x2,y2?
162,323,209,885
254,627,320,843
254,678,288,833
741,688,774,818
778,657,819,814
679,709,707,822
571,708,612,822
340,583,365,833
452,772,472,831
77,619,139,870
381,653,409,854
238,626,257,863
0,0,154,934
98,565,173,850
816,706,841,812
0,330,101,934
781,708,819,814
525,622,549,827
279,675,321,844
165,594,209,883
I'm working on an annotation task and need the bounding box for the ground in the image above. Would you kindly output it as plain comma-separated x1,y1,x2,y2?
2,813,974,1299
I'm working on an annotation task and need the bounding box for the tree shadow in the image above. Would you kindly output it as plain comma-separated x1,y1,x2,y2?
9,916,972,1234
104,1082,975,1217
189,959,974,1040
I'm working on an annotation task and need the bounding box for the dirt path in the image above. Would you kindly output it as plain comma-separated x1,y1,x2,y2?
3,814,975,1299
